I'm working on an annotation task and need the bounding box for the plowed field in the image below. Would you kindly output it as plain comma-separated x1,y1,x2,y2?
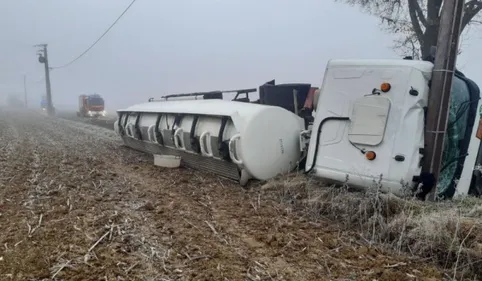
0,109,443,280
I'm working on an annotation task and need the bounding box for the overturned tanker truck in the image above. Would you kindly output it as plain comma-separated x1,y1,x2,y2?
114,58,482,200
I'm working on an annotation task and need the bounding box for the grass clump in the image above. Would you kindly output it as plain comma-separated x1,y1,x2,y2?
260,173,482,280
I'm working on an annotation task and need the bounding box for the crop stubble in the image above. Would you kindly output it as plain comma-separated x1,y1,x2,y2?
0,110,442,280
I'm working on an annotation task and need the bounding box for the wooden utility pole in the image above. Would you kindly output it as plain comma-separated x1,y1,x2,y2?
422,0,466,200
35,44,54,116
23,74,27,108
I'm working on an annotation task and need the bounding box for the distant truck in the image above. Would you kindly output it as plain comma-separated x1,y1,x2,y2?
77,94,106,118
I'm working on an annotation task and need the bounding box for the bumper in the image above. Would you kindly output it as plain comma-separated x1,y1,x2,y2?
86,110,107,117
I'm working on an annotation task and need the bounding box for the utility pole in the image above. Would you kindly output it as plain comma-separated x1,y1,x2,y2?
422,0,466,200
35,44,54,116
23,74,27,108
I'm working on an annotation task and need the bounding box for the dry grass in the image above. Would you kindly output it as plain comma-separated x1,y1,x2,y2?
259,173,482,280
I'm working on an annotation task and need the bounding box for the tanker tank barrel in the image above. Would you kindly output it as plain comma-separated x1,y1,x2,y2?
115,98,305,186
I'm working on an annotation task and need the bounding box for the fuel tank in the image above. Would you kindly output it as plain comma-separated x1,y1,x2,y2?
114,99,305,185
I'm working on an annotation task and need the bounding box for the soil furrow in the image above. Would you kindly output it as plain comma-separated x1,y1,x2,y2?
0,110,443,281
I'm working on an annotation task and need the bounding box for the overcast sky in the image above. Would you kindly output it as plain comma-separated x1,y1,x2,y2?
1,0,481,112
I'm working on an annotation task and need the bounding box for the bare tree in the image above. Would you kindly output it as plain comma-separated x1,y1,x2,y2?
338,0,482,59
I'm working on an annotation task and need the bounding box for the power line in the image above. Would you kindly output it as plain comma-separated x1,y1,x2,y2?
51,0,137,70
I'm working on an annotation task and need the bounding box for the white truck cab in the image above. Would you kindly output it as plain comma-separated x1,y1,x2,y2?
305,59,481,199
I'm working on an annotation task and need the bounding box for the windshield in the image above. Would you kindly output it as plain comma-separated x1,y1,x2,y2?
88,97,104,106
438,76,472,197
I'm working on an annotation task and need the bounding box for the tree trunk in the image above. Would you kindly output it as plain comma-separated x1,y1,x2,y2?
421,26,439,59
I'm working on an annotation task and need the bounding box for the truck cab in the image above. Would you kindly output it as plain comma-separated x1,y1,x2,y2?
78,94,106,118
305,59,481,200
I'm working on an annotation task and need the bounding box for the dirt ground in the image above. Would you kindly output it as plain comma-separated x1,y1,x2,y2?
0,109,444,281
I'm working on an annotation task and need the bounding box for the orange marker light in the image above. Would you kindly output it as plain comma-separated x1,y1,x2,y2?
380,83,391,92
365,151,376,161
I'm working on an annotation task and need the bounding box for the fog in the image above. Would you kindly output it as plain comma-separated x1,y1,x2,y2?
1,0,481,113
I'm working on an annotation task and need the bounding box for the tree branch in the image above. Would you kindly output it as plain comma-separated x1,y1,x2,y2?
407,0,425,43
412,0,428,27
337,0,481,59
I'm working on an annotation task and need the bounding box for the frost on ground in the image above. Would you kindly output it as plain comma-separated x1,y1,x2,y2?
262,173,482,280
0,109,445,281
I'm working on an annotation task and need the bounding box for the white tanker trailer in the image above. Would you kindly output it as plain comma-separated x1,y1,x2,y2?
114,58,481,200
115,97,305,185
